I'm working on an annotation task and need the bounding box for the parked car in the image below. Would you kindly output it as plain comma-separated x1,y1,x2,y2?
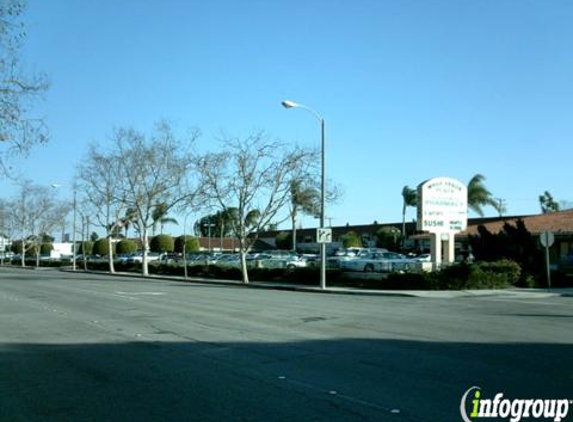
158,253,181,264
258,254,308,269
215,254,241,268
339,251,413,273
116,253,135,263
327,248,362,268
0,252,14,260
412,253,431,262
184,253,211,265
127,252,161,263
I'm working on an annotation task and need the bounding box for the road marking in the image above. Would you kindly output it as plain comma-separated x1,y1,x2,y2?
478,297,573,307
115,291,165,296
275,375,402,416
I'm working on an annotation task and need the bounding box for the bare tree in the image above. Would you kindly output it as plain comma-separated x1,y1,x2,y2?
77,144,127,273
10,181,67,267
0,197,13,264
0,1,49,175
198,132,315,283
113,122,201,276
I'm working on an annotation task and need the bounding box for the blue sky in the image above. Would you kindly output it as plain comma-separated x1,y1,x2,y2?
4,0,572,232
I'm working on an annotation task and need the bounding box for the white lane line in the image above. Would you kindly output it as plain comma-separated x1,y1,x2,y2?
276,375,401,415
478,297,573,307
115,291,165,296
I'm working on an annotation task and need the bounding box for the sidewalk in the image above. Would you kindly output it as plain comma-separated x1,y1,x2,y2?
56,267,573,299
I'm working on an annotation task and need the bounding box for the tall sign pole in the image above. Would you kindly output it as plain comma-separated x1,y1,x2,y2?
540,231,554,290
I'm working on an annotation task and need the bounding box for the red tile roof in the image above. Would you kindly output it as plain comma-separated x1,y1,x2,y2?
463,210,573,236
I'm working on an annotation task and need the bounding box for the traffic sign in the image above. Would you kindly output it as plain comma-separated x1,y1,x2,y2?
540,231,555,248
316,228,332,244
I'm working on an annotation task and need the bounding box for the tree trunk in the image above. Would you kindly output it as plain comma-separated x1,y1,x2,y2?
239,237,249,284
240,250,249,284
291,210,297,253
142,229,149,276
21,241,25,267
401,203,406,249
107,236,115,274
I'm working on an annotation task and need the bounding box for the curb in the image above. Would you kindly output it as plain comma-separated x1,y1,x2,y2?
2,265,571,299
59,268,421,297
58,269,571,299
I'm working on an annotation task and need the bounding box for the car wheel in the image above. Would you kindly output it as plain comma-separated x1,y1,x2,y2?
364,264,374,273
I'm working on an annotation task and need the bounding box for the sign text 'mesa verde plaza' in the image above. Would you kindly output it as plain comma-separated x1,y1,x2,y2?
417,177,468,266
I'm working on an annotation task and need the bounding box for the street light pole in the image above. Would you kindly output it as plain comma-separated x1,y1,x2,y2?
51,183,77,271
206,222,215,253
72,188,77,271
282,100,327,290
182,211,194,280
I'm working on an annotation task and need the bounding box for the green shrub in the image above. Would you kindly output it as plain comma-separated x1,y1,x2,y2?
78,241,94,254
174,235,200,253
40,243,53,255
150,234,174,253
10,240,37,254
341,231,363,248
375,227,401,251
93,239,114,256
478,259,521,285
11,240,23,254
550,271,573,288
275,232,293,250
383,272,432,290
116,239,137,254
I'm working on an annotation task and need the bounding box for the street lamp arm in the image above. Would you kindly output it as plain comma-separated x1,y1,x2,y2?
281,100,323,122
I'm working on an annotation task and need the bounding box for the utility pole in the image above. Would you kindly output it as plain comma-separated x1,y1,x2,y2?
495,198,507,217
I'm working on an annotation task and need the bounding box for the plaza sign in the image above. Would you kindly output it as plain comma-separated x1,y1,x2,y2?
417,177,468,233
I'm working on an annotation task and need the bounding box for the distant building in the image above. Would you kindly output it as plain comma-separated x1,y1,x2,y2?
0,235,11,252
260,210,573,269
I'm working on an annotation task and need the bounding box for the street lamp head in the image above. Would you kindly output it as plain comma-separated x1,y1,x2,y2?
281,100,299,109
51,183,62,189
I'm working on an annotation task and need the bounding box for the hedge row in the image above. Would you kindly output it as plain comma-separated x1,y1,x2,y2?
6,258,571,289
80,259,527,290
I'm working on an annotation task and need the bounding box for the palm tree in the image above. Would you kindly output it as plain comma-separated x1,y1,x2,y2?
122,207,138,238
467,174,501,217
401,185,418,248
539,191,560,214
218,207,239,251
152,202,178,235
290,180,320,252
245,209,260,228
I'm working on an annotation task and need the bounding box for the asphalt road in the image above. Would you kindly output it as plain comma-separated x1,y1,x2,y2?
0,268,572,422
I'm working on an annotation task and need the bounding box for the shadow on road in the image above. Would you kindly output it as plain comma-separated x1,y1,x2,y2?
1,338,571,422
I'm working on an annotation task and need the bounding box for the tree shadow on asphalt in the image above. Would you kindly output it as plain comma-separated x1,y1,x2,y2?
1,338,571,422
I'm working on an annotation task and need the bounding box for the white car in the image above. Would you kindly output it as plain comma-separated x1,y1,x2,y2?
340,252,413,273
215,254,241,268
412,253,431,262
258,254,308,269
327,248,362,268
127,252,161,263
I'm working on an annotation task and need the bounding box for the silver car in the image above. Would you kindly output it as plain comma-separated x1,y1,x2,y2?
340,252,412,273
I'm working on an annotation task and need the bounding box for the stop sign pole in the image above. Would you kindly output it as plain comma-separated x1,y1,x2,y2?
540,231,554,290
